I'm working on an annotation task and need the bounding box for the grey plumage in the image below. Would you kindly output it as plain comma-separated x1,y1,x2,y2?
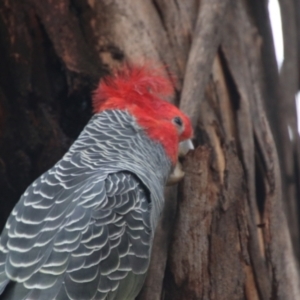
0,110,172,300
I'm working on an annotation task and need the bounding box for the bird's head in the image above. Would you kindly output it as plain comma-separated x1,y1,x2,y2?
93,64,194,184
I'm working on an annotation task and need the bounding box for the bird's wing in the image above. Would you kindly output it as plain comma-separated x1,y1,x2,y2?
0,161,152,300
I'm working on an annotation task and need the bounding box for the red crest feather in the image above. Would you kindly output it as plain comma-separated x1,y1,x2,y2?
92,64,174,113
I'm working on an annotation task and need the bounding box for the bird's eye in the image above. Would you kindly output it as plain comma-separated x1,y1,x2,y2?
173,116,183,127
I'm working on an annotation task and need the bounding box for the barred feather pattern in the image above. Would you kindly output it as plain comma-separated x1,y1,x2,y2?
0,110,171,300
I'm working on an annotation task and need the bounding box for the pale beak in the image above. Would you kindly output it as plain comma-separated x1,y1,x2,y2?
178,139,194,157
167,139,194,185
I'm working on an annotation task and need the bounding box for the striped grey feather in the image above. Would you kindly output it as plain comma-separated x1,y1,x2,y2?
0,110,172,299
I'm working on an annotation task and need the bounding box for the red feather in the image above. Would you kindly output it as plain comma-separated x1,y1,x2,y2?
92,64,193,164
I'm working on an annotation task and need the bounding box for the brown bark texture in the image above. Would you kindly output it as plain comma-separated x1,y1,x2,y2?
0,0,299,299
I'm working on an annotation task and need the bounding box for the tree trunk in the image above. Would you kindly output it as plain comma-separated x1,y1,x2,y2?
0,0,299,299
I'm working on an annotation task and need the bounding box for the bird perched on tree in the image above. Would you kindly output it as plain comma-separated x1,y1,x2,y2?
0,65,193,300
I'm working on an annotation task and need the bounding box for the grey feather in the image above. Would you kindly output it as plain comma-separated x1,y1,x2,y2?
0,110,172,299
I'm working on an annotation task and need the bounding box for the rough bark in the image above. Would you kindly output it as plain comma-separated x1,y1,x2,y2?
277,0,300,256
0,0,299,299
